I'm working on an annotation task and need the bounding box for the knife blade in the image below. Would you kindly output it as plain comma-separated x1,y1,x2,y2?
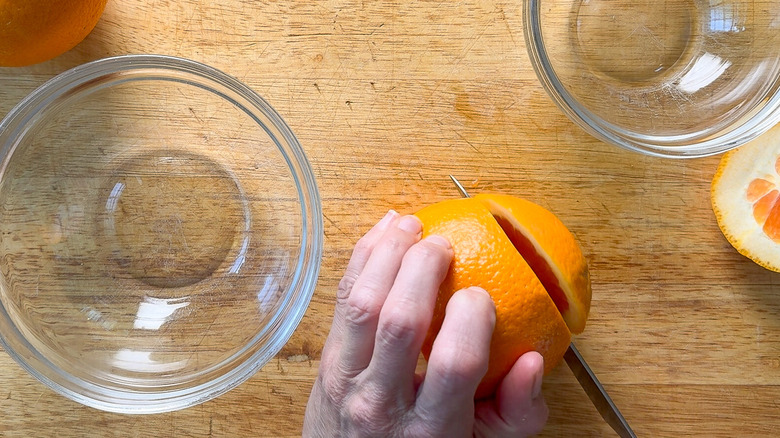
448,175,636,438
564,343,636,438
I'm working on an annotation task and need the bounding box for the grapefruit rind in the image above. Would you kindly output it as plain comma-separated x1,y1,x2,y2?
415,197,574,398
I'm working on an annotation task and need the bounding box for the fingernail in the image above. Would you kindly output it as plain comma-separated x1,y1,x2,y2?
377,210,398,230
531,358,544,399
424,234,451,249
398,215,423,234
467,286,489,296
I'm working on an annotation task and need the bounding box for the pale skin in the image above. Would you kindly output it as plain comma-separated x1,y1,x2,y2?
303,211,548,437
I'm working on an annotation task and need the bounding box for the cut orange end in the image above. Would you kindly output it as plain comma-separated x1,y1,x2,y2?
712,122,780,272
414,195,591,399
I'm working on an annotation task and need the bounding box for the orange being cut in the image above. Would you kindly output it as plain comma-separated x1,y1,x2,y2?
712,123,780,272
415,193,591,399
0,0,108,67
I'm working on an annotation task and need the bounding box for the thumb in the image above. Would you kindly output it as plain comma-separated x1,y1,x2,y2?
474,351,549,437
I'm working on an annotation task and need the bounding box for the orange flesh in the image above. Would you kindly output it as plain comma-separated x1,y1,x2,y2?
493,215,570,314
747,178,774,202
763,194,780,243
753,190,778,224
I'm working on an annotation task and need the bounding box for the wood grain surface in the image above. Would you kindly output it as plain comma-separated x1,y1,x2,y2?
1,1,779,437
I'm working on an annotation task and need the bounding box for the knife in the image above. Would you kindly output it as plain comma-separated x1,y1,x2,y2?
564,343,637,438
448,175,637,438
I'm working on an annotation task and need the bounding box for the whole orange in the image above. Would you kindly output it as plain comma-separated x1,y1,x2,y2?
415,194,591,399
0,0,108,67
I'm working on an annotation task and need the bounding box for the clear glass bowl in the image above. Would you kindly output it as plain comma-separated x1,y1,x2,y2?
525,0,780,157
0,55,323,413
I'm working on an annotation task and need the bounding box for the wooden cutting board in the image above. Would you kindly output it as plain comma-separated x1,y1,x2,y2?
0,1,778,436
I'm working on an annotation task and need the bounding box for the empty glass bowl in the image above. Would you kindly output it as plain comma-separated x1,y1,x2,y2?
0,55,323,413
525,0,780,157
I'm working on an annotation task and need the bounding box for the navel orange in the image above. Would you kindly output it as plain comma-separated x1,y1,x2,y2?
712,123,780,272
0,0,108,67
415,194,591,399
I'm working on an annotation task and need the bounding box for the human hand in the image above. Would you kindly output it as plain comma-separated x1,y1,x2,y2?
303,211,548,437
